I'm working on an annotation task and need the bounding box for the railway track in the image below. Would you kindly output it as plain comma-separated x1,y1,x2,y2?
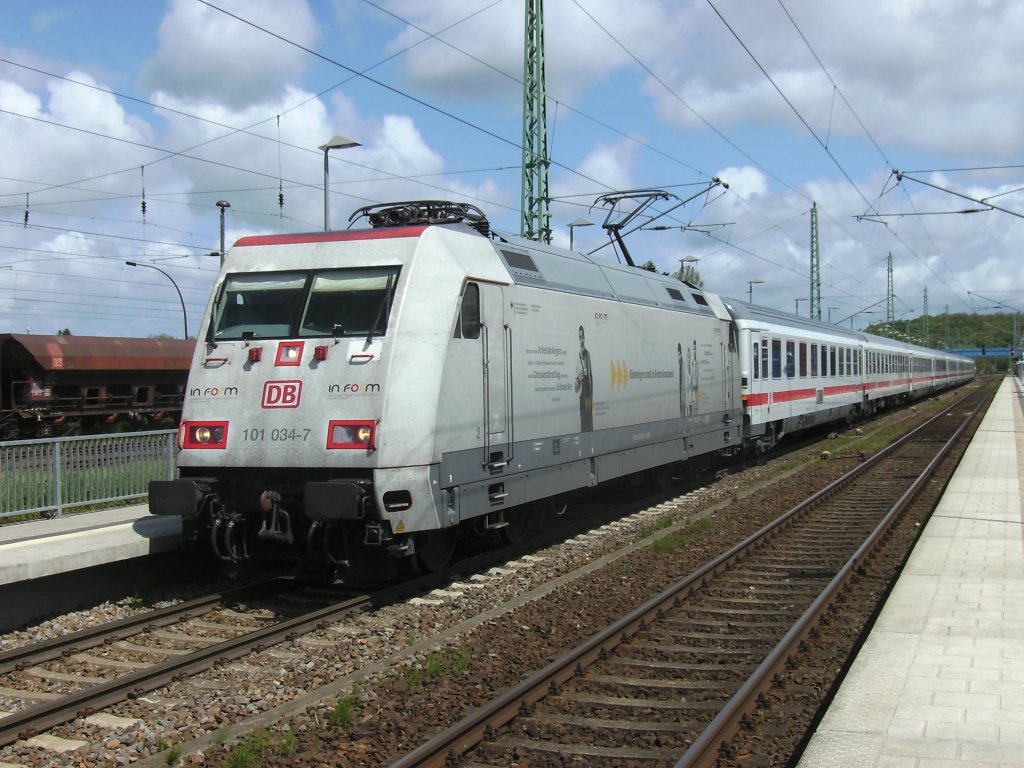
0,579,373,749
390,383,995,767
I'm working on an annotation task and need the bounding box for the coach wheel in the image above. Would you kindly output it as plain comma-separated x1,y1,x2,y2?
415,529,456,572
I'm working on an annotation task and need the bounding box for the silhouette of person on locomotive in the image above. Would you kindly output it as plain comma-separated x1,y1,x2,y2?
575,325,593,432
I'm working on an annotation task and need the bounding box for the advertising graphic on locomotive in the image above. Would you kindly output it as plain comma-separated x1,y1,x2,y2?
148,200,974,578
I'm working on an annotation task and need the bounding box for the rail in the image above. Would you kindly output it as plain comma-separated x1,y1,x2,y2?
0,430,177,520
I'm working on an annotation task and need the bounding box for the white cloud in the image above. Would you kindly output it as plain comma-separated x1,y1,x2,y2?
140,0,318,109
716,166,766,199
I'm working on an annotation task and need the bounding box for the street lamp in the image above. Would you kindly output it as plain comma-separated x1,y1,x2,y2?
795,297,808,316
319,134,361,231
125,261,188,339
568,217,593,250
216,200,230,267
747,278,764,303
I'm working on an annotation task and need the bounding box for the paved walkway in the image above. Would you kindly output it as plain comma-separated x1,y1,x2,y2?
798,376,1024,767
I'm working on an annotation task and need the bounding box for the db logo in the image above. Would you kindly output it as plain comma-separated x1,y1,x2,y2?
262,380,302,409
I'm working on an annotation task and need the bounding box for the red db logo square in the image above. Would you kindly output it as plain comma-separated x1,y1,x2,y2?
262,380,302,408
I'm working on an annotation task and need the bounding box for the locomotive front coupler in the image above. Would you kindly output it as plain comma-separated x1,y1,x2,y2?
257,490,294,545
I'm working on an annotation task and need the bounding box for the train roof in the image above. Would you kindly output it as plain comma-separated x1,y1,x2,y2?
0,334,196,372
492,231,722,317
721,297,866,341
720,298,970,362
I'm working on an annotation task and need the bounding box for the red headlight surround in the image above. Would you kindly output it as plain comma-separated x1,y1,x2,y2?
275,341,304,366
181,421,229,449
327,420,376,450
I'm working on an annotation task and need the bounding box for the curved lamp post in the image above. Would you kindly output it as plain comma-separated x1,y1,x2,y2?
747,278,764,302
126,261,188,339
568,217,593,250
319,134,361,231
215,200,230,266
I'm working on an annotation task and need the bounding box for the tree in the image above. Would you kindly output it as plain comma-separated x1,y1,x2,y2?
676,264,704,288
56,328,72,336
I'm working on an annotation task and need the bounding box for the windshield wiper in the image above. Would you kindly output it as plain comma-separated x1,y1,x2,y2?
365,274,397,345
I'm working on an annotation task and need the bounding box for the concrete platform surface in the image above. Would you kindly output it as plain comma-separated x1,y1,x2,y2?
0,504,180,586
798,376,1024,767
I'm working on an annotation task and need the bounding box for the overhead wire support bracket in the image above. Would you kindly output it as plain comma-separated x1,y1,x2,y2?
892,169,1024,221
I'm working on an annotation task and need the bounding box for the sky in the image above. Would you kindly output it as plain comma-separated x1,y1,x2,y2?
1,0,1023,344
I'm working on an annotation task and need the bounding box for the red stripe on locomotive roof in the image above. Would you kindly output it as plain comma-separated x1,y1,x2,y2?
235,225,429,247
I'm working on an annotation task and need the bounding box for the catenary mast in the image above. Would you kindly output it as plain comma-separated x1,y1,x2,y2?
521,0,550,243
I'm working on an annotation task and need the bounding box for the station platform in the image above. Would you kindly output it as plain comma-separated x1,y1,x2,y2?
0,503,180,586
798,375,1024,767
0,504,182,631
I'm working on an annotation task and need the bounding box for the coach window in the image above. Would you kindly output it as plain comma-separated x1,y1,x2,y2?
785,340,795,377
771,339,782,378
837,346,844,376
855,349,861,376
845,348,852,377
829,346,836,377
752,342,759,380
761,339,769,379
810,343,819,376
455,283,481,339
799,342,808,377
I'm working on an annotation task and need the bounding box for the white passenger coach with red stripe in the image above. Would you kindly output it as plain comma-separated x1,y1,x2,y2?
730,302,974,451
148,200,973,578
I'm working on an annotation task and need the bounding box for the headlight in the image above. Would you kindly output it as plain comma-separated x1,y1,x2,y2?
182,421,229,449
327,420,376,450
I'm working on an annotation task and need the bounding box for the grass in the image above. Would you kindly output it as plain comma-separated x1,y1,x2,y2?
277,727,297,758
330,694,358,728
1,431,176,521
648,516,714,553
403,645,473,692
224,729,272,768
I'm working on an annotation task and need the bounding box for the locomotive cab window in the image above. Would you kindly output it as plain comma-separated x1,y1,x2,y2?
455,283,481,339
213,267,401,341
214,272,306,339
299,267,400,339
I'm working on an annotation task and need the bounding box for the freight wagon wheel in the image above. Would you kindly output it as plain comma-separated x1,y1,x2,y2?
415,529,456,573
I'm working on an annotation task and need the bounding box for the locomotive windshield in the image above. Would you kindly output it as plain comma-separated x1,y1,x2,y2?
213,267,401,340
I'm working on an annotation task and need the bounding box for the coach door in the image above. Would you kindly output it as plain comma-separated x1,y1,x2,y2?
477,282,511,470
749,330,767,412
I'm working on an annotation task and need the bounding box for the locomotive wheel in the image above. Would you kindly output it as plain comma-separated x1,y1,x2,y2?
415,529,456,572
498,508,536,545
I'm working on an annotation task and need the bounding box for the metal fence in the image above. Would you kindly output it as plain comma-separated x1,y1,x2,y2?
1,430,177,520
